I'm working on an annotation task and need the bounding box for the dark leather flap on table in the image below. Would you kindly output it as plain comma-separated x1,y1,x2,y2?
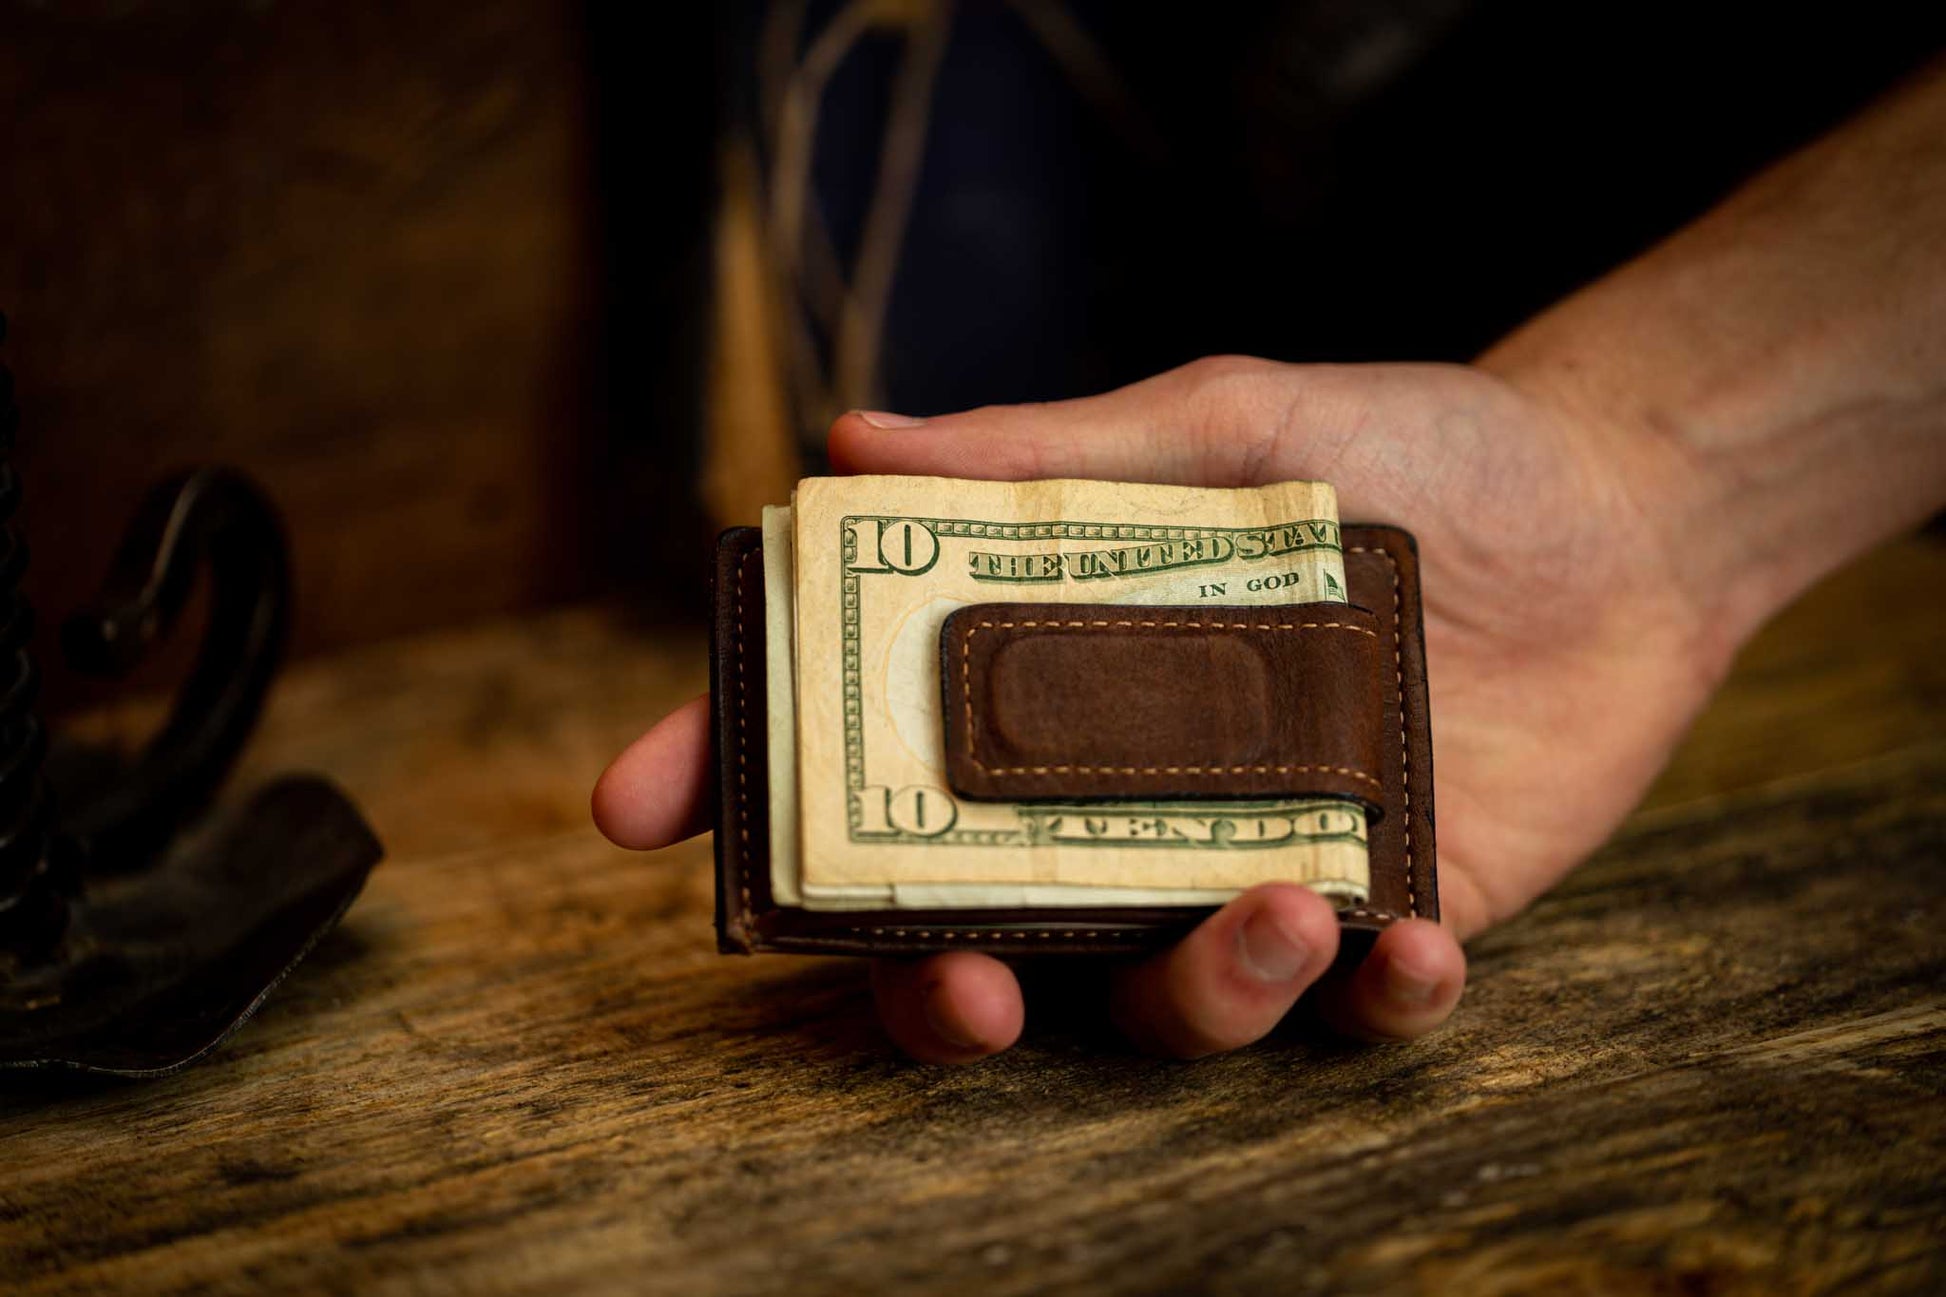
711,523,1437,959
940,602,1386,806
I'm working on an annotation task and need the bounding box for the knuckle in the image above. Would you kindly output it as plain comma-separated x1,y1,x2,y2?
1176,353,1275,399
1171,355,1290,483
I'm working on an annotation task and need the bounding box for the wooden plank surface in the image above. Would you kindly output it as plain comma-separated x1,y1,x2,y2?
4,537,1943,1294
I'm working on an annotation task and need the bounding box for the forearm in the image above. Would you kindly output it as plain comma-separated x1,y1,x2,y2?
1480,58,1946,650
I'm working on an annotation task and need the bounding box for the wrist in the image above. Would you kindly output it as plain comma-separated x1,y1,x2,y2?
1483,281,1946,672
1481,63,1946,661
1475,332,1764,684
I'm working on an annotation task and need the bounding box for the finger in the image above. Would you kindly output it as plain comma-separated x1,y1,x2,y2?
829,356,1365,487
872,952,1025,1064
1110,883,1341,1058
590,694,714,850
1314,919,1465,1042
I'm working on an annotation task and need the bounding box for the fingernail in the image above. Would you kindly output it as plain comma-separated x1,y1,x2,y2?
857,409,927,429
1237,909,1309,984
1384,957,1442,1006
923,984,983,1049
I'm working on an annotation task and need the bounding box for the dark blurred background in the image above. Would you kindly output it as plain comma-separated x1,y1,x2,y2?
3,0,1939,714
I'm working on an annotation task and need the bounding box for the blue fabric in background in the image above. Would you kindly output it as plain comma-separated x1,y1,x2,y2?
736,0,1943,438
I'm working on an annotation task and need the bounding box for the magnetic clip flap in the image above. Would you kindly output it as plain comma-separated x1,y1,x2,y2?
939,602,1387,807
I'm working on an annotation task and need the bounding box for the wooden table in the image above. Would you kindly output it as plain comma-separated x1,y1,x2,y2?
5,539,1944,1294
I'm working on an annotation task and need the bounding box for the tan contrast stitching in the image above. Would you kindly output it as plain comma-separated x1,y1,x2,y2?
1348,543,1413,920
958,618,1381,784
967,617,1376,632
733,547,756,923
978,761,1379,782
848,928,1109,941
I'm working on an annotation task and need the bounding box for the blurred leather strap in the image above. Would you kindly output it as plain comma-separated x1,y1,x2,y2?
711,524,1437,960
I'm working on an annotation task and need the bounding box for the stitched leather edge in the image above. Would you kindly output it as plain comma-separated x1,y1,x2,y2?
733,545,756,928
1349,543,1414,921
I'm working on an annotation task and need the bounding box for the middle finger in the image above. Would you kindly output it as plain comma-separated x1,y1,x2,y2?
1109,883,1342,1057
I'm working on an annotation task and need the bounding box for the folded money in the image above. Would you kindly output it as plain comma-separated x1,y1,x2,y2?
760,476,1373,912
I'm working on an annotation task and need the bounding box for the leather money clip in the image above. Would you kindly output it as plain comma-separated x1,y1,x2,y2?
711,524,1436,959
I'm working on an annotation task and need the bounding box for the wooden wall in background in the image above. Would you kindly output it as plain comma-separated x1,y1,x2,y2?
0,0,614,712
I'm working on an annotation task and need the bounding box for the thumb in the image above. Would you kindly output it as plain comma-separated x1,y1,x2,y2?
829,356,1355,487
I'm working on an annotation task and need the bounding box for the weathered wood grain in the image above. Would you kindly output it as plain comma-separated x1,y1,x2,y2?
1645,536,1946,812
3,538,1942,1294
2,746,1939,1295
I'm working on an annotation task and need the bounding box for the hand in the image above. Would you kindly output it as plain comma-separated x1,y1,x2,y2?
601,69,1946,1060
595,354,1733,1061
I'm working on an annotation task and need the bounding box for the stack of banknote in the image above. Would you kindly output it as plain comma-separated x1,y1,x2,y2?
762,475,1370,910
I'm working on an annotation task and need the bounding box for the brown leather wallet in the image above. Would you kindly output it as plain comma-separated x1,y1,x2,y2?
711,523,1436,960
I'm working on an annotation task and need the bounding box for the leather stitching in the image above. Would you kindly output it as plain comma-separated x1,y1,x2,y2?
733,545,757,927
965,618,1377,632
864,929,1107,940
958,618,1382,786
1347,543,1413,921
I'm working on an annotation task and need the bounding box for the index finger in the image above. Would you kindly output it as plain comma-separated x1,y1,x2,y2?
591,694,714,849
827,357,1341,487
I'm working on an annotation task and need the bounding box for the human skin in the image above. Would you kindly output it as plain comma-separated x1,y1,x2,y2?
594,61,1946,1063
